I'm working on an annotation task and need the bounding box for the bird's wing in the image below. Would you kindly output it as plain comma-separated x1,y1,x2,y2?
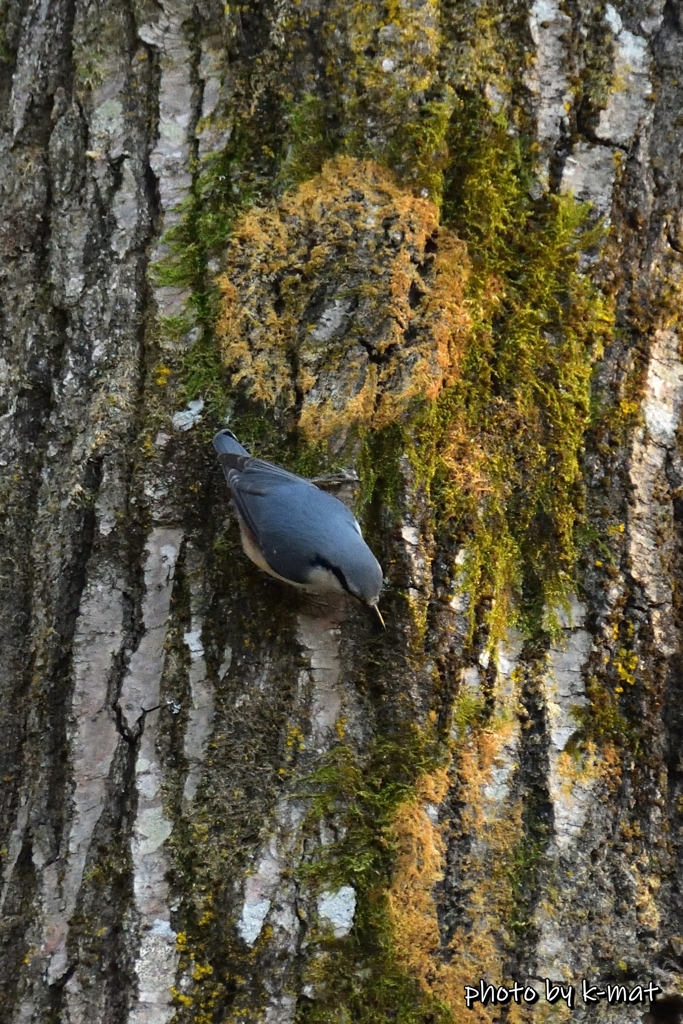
218,451,365,586
224,464,312,564
243,458,308,485
252,485,363,585
216,452,249,488
232,483,316,583
225,472,269,542
217,452,306,485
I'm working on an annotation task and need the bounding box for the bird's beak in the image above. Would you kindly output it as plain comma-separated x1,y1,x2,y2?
370,603,386,628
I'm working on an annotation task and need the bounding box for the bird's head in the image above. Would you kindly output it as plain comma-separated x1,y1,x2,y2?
342,550,385,627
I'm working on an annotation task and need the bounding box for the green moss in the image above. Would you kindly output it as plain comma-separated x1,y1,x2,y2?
573,4,617,129
151,0,455,420
322,96,613,654
506,830,550,934
163,709,452,1024
74,47,106,91
303,729,442,887
574,674,629,747
152,131,261,322
385,88,456,205
151,121,282,419
278,94,338,190
504,716,554,938
152,14,617,1015
435,99,610,644
356,422,408,518
71,6,129,94
571,616,641,756
296,728,452,1024
170,922,233,1024
179,335,230,421
451,688,487,741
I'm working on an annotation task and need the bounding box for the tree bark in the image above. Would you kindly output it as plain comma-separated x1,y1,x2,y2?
1,1,683,1023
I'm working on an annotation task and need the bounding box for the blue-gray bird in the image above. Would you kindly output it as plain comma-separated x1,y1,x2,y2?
213,430,384,625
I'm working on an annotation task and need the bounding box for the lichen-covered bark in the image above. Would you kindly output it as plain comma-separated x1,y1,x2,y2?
1,0,683,1023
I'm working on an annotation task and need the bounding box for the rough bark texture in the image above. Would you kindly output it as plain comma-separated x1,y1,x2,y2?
1,1,683,1023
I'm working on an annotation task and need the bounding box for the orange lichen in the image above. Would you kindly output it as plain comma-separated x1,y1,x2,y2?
385,749,524,1019
216,157,470,443
386,770,448,984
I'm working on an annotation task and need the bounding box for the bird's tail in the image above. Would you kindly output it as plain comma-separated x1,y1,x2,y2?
213,429,249,457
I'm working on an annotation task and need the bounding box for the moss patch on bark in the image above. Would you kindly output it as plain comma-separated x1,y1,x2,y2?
216,157,469,444
152,7,615,1018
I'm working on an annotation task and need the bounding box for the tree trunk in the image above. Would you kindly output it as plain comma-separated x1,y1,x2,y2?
1,0,683,1022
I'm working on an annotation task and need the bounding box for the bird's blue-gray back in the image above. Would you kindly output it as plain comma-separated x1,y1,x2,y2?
212,428,383,610
231,465,362,586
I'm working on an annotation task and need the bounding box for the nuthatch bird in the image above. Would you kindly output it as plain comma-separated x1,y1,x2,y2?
213,429,385,626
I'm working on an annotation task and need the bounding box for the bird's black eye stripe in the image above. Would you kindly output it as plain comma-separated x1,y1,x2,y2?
312,556,350,594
